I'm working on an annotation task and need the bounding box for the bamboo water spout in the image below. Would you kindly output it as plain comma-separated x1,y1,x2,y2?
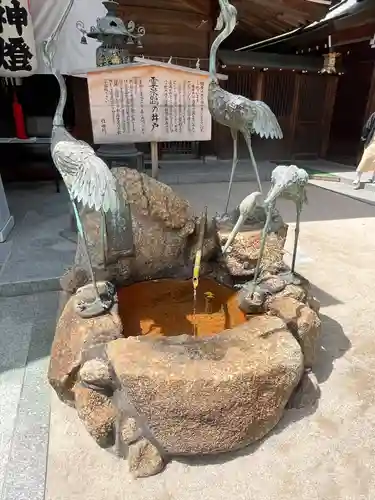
192,207,208,336
193,207,208,291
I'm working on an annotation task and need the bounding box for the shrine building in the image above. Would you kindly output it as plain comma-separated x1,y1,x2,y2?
0,0,374,183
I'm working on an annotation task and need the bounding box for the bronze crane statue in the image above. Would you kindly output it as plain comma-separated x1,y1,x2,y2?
208,0,283,216
255,165,309,282
42,0,130,318
221,191,263,253
223,165,309,293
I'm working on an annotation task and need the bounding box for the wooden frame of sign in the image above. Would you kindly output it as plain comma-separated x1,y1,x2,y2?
73,59,227,178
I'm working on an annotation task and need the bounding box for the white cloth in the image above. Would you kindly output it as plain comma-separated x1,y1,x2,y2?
356,135,375,174
29,0,106,75
0,0,38,77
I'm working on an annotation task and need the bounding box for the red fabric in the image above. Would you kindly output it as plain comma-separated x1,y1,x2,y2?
12,93,28,140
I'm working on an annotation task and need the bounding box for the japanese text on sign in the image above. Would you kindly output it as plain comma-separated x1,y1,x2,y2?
87,64,212,143
0,0,37,76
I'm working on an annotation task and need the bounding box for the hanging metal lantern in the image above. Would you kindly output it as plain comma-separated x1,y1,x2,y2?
321,51,340,75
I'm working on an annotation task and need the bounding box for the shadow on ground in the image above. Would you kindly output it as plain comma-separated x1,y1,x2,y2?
313,313,351,384
0,291,63,376
310,284,342,308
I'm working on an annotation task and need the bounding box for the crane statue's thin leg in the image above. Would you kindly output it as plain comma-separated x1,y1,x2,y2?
100,209,108,269
224,128,238,215
251,205,273,295
71,200,114,318
242,131,263,193
291,201,302,274
71,200,101,302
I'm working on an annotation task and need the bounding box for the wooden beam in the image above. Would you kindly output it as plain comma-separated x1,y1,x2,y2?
240,18,280,39
333,22,375,46
141,33,208,57
176,0,209,14
289,73,301,155
284,0,327,15
118,0,208,14
306,0,331,5
242,0,318,18
277,12,309,26
135,22,211,34
244,10,290,32
219,50,323,72
117,5,209,26
320,76,339,158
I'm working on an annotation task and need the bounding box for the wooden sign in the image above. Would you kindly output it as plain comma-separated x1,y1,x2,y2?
87,62,213,144
0,0,37,77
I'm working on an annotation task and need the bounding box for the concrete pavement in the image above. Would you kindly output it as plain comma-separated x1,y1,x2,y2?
0,291,60,500
309,179,375,207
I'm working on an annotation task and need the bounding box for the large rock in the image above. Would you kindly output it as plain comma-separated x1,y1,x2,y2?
128,439,165,479
48,284,123,405
287,370,320,409
73,384,116,448
235,266,321,319
60,167,290,294
106,315,304,456
61,167,220,293
268,296,321,368
216,206,288,279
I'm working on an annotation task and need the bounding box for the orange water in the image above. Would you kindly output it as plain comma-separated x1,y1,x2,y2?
117,278,246,338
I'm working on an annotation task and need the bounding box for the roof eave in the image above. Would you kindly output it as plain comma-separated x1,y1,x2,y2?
235,0,369,52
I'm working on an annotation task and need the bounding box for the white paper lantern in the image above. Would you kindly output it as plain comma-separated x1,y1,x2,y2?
0,0,37,77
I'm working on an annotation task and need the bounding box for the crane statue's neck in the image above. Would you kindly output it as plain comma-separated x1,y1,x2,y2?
52,68,67,128
209,26,231,80
46,0,74,129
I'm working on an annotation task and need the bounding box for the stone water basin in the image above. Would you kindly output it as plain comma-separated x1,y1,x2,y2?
49,275,322,478
49,166,322,477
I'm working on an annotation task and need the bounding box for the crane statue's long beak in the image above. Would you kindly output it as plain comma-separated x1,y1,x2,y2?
264,182,287,207
222,192,262,254
222,214,245,254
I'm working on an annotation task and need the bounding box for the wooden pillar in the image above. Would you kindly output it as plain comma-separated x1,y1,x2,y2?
320,76,339,158
255,71,264,100
289,73,301,156
364,63,375,118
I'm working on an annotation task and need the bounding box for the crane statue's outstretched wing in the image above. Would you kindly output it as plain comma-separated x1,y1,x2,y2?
249,100,283,139
224,92,283,140
52,140,119,213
